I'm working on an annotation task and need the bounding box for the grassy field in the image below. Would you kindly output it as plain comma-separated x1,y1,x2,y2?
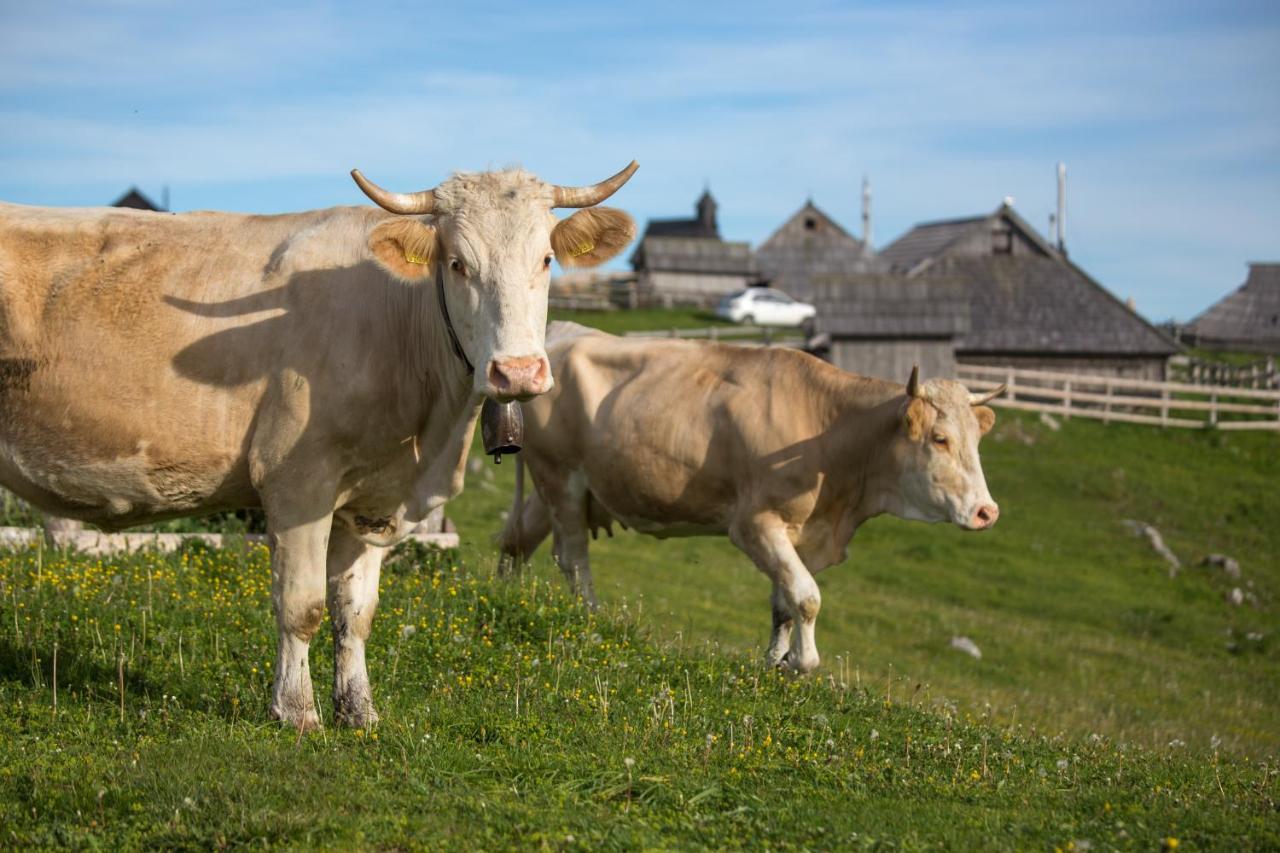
1,542,1276,848
548,306,736,335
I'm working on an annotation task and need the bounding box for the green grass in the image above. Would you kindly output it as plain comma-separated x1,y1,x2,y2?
548,307,736,335
1,542,1275,848
1183,347,1275,368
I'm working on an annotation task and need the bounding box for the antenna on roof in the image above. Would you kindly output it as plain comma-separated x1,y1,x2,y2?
861,174,873,249
1056,161,1067,255
161,184,170,212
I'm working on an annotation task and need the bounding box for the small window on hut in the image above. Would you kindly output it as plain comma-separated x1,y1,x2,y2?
991,225,1013,255
804,217,818,230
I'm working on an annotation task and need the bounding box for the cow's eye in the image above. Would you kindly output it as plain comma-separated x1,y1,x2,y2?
449,259,466,275
932,434,949,447
543,254,553,269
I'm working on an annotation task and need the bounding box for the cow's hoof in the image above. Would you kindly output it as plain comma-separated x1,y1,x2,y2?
778,650,820,675
497,553,520,579
334,682,379,729
334,701,380,730
270,703,322,732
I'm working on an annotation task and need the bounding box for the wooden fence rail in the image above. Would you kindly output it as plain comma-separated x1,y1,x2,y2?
956,364,1280,431
624,325,807,348
1168,354,1277,390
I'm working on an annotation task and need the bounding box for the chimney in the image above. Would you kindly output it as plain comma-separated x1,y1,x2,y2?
861,175,873,248
1056,161,1066,254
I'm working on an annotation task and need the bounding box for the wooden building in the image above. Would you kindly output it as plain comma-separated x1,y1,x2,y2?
810,274,968,380
1184,263,1280,354
867,204,1178,380
629,189,757,305
755,200,877,302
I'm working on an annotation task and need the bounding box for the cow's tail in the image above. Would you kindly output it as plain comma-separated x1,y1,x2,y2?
496,454,551,576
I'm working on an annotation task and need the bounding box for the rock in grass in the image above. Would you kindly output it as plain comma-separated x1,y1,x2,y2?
1202,553,1242,579
1121,519,1181,577
1038,412,1061,432
950,636,982,659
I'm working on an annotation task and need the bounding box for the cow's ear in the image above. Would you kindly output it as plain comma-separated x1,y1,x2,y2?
369,219,437,282
973,405,996,436
551,207,636,268
902,397,930,442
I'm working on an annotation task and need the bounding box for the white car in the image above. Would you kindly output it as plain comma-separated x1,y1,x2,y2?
714,288,816,327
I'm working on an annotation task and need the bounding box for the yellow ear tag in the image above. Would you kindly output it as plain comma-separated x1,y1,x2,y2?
404,250,430,265
570,241,595,258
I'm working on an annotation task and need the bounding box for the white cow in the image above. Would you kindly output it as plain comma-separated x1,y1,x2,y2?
500,323,1002,673
0,163,638,728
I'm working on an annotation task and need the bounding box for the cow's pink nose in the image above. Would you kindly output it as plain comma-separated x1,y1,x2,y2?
972,504,1000,529
487,356,551,399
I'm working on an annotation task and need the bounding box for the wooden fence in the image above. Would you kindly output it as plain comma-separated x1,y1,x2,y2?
624,325,807,348
1168,354,1277,390
956,364,1280,431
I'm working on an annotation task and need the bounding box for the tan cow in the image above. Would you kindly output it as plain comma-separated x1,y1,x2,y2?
0,163,638,729
500,322,1003,673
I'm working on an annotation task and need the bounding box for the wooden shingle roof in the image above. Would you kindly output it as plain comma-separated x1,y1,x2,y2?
943,255,1177,356
631,237,757,275
631,188,756,275
1187,263,1280,352
813,274,969,338
859,205,1178,357
878,215,986,274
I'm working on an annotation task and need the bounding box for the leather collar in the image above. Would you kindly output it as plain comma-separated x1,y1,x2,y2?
436,268,474,375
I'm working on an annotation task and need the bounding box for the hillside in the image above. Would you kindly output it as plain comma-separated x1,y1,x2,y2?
0,544,1274,848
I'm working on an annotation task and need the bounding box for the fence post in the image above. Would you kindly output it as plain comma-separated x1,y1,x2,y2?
1063,380,1072,420
1209,391,1218,426
1006,368,1016,402
1103,380,1112,423
1160,387,1170,427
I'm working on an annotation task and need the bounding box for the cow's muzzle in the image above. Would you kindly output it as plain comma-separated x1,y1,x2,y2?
965,503,1000,531
485,354,552,401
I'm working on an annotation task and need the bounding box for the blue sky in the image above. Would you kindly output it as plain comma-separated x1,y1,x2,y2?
1,1,1277,321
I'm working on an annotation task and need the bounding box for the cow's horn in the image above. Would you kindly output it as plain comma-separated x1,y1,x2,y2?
351,169,437,215
906,365,921,398
969,384,1007,406
552,160,639,208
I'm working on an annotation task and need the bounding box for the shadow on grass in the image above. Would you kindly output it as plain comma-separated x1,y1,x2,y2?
0,633,259,725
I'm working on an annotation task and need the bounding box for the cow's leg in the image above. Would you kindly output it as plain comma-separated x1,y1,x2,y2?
497,489,552,579
542,472,598,608
731,519,822,674
766,583,795,668
327,525,384,728
265,511,332,730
